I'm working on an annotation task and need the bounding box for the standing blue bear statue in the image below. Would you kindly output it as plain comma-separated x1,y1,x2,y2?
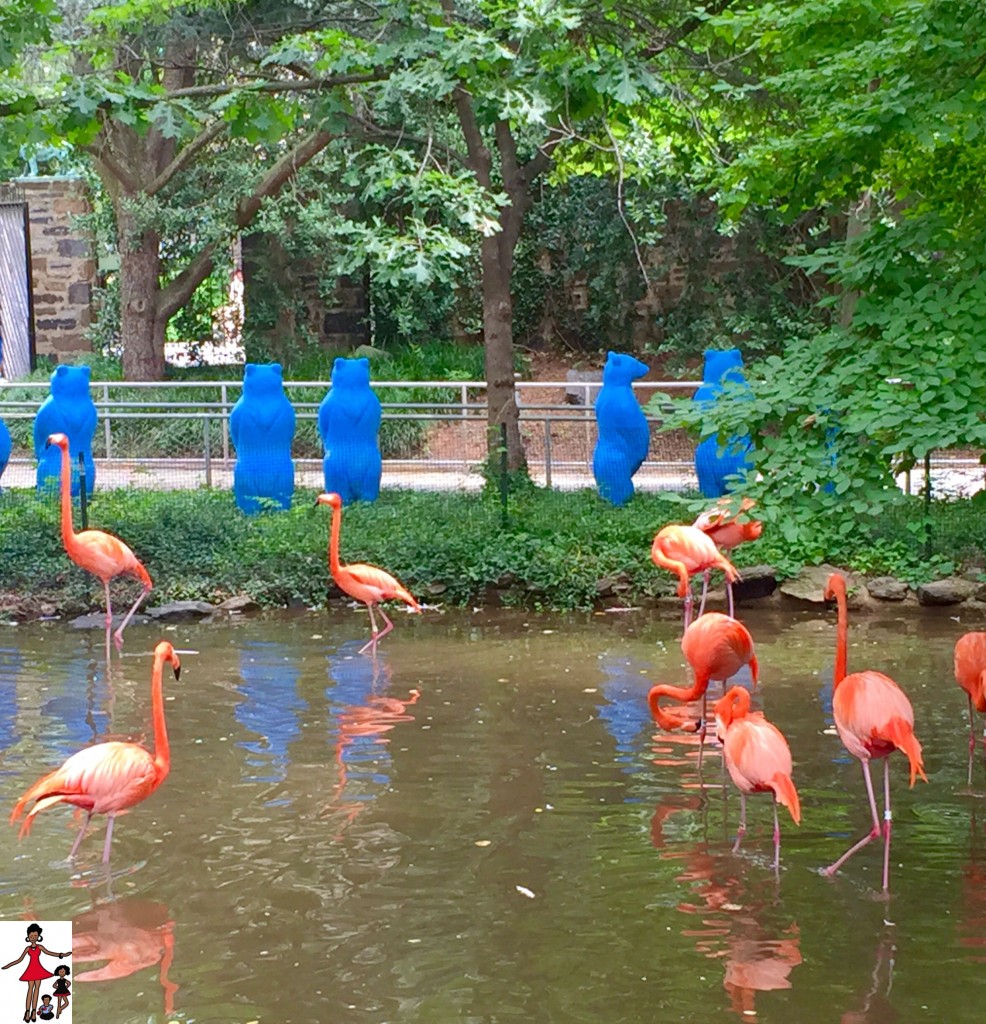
318,357,382,505
230,363,296,514
0,417,11,491
693,348,754,499
592,351,651,507
34,364,97,497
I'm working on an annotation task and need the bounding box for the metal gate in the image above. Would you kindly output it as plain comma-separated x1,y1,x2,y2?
0,182,36,380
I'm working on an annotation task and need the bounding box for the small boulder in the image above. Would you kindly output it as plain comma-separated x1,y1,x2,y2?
867,576,909,602
733,564,778,603
916,578,975,606
218,594,261,614
146,600,217,621
71,612,152,630
778,564,844,604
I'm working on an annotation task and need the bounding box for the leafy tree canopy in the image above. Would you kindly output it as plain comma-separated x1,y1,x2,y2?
660,0,986,535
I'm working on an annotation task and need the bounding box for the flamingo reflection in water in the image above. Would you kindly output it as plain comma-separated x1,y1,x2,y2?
651,797,801,1017
323,644,420,833
839,933,897,1024
73,899,178,1016
958,809,986,965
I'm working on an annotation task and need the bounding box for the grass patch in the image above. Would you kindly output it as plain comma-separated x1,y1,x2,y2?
1,486,983,618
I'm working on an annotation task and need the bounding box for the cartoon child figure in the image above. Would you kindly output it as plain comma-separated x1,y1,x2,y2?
52,965,70,1019
1,924,71,1022
37,996,54,1021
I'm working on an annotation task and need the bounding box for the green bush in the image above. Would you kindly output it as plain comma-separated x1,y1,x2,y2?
1,486,982,617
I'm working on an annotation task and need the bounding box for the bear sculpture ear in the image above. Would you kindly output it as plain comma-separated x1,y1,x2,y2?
272,363,283,376
55,365,68,376
245,363,256,376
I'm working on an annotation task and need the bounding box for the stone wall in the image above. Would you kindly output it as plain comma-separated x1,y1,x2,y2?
18,177,95,362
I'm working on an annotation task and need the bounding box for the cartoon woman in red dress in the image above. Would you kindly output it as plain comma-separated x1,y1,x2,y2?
2,923,71,1022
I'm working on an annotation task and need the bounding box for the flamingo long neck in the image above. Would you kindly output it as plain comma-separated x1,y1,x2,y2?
833,589,848,688
57,443,77,551
648,673,709,731
722,687,751,726
150,653,170,777
329,505,343,576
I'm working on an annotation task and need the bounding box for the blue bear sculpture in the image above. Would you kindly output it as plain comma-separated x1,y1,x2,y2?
318,357,382,505
34,364,97,497
0,417,11,491
693,348,754,499
230,363,296,515
592,351,651,507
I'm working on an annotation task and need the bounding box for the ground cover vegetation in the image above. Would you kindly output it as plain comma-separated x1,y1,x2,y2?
0,487,980,618
2,0,984,581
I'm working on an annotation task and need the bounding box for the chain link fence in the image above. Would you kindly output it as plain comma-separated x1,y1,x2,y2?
1,379,983,518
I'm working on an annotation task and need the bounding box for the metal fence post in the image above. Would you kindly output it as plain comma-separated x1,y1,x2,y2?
221,383,230,465
204,415,212,488
103,383,112,459
543,418,553,490
78,451,88,529
923,451,932,558
460,382,468,471
499,421,509,529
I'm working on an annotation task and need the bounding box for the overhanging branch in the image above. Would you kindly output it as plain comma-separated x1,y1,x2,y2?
155,129,335,320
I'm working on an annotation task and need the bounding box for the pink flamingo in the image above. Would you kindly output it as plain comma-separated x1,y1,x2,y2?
954,632,986,786
693,497,762,617
823,573,926,889
316,492,421,653
713,685,801,869
11,641,181,863
47,433,152,653
648,612,758,769
651,523,740,628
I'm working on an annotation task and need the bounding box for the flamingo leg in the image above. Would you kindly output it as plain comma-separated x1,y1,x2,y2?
104,580,113,659
102,813,116,864
733,793,747,853
823,759,881,878
358,605,381,655
727,579,735,619
376,607,395,644
881,758,892,892
969,694,977,787
696,692,708,773
682,586,694,631
697,570,710,618
113,584,151,652
773,802,781,872
67,811,92,860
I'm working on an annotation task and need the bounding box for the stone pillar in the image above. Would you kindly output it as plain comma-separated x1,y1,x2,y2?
16,177,95,362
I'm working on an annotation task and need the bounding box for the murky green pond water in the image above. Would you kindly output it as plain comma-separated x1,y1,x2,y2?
0,604,983,1023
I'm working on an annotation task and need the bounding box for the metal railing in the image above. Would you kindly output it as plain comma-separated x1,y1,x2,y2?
2,378,982,496
0,378,701,492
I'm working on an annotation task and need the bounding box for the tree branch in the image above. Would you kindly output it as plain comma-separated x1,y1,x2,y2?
146,120,229,197
0,70,387,120
345,113,470,169
83,139,140,194
155,129,335,320
159,69,387,103
643,0,737,59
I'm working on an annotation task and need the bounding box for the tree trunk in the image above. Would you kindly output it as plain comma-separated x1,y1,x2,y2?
117,205,167,379
481,233,525,470
838,190,872,329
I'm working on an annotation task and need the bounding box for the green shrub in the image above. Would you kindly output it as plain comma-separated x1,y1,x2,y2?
1,486,982,616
